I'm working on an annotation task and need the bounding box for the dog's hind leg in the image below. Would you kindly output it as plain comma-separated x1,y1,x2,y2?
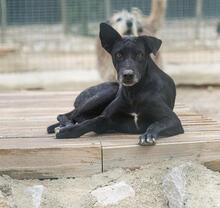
55,95,121,138
66,82,119,123
56,92,124,139
47,82,119,134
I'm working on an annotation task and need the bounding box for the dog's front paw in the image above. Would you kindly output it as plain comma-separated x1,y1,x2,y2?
47,125,55,134
47,123,60,134
138,133,156,146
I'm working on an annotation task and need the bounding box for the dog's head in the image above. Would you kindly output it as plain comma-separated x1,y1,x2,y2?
108,9,143,36
100,23,162,87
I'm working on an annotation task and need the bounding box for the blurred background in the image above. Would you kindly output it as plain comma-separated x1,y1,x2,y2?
0,0,220,120
0,0,220,89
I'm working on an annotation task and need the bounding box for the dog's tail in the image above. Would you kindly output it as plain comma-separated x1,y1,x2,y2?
143,0,167,35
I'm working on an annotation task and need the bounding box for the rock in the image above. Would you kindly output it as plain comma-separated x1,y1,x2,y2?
91,181,135,206
0,198,9,208
162,163,191,208
0,184,12,197
24,185,44,208
0,191,9,208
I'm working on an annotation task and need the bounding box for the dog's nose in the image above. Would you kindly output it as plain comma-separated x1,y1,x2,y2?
126,20,133,28
123,70,134,81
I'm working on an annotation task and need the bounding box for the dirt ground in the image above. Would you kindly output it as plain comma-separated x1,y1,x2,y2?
0,159,220,208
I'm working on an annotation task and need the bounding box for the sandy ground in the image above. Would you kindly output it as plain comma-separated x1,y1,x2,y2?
0,159,220,208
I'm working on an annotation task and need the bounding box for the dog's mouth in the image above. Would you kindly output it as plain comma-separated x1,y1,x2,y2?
119,77,138,87
122,81,136,87
118,69,139,87
124,29,132,36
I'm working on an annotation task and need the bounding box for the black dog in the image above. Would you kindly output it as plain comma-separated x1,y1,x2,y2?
47,23,184,145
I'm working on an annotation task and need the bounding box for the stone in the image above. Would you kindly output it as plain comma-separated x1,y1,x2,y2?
91,181,135,206
24,185,44,208
0,191,9,208
0,184,12,197
162,163,191,208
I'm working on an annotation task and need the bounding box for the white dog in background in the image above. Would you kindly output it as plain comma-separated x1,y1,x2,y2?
109,9,143,36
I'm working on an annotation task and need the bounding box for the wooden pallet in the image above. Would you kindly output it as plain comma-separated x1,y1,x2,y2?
0,91,220,179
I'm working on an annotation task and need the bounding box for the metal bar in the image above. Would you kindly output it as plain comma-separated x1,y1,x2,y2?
195,0,203,39
1,0,7,43
105,0,111,20
81,0,89,36
61,0,69,35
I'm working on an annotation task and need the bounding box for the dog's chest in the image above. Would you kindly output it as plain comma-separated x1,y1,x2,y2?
129,112,139,128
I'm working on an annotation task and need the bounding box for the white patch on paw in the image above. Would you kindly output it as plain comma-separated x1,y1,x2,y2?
141,137,145,144
146,137,156,145
54,127,60,134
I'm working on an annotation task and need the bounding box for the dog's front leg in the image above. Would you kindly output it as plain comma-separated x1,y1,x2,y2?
139,105,184,146
101,97,123,118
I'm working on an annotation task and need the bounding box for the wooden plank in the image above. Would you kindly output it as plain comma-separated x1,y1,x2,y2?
99,131,220,146
0,101,73,108
0,108,71,118
0,91,220,178
0,129,51,138
0,91,78,97
183,125,220,132
0,136,102,179
101,139,220,171
0,90,103,179
100,122,220,171
2,126,220,139
1,117,216,126
0,110,205,118
2,125,220,139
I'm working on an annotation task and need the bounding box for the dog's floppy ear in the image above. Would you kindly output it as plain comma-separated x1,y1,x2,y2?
140,36,162,56
99,23,122,53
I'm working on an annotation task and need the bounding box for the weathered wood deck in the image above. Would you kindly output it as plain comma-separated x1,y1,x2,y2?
0,91,220,179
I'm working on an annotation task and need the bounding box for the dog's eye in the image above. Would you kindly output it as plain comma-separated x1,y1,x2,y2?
136,53,143,58
116,53,122,59
116,18,122,22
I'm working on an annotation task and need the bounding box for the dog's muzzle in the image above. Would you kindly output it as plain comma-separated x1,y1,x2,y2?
120,69,137,86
